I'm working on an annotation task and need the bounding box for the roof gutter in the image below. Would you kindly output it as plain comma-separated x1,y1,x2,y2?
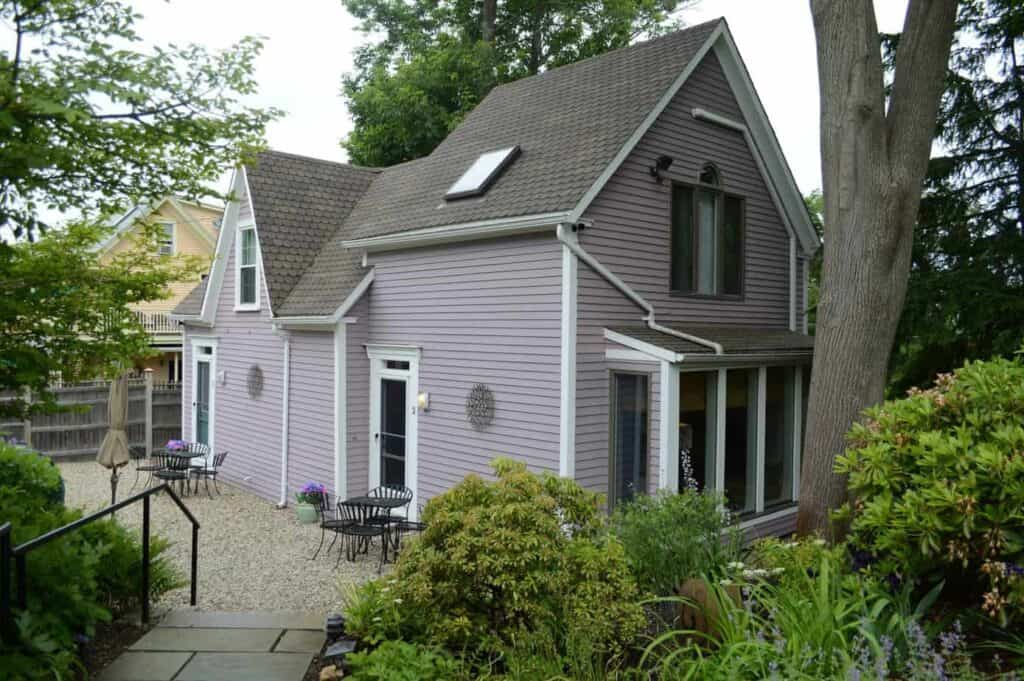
556,223,723,355
343,211,569,253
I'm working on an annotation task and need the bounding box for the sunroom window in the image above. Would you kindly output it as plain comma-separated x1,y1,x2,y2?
670,165,743,296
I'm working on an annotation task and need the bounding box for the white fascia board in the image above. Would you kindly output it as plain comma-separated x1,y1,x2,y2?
341,212,569,252
169,314,212,327
603,329,684,363
567,21,726,224
710,29,820,256
679,351,813,369
272,270,375,329
198,169,243,325
606,348,658,363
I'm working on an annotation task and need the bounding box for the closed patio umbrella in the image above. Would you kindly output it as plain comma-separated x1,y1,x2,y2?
97,373,131,507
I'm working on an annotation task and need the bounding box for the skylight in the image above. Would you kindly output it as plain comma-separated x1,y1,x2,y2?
445,145,521,200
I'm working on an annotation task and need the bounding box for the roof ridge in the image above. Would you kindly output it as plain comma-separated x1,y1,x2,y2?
255,149,382,174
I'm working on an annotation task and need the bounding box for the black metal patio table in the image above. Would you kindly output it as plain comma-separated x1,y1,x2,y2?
341,496,408,563
159,450,204,495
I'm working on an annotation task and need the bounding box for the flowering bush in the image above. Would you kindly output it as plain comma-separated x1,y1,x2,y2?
344,458,645,663
835,355,1024,625
164,439,186,451
296,482,326,505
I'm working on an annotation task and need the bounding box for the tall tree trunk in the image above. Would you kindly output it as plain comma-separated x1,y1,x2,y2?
481,0,496,44
797,0,958,537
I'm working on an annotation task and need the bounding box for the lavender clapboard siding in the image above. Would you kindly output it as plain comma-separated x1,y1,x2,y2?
346,294,371,497
575,51,797,496
206,184,285,501
287,331,336,495
367,234,563,503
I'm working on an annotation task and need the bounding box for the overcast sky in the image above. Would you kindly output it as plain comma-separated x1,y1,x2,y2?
131,1,909,198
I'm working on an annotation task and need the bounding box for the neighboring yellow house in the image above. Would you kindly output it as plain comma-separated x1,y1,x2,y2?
96,197,222,382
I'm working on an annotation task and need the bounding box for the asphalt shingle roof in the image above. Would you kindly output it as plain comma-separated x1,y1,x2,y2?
343,19,721,242
173,279,207,316
245,151,379,313
608,325,815,356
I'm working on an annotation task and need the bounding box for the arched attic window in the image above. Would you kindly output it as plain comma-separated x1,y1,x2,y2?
699,163,720,186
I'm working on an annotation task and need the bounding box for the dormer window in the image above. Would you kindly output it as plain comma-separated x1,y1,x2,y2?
670,165,743,296
235,223,260,310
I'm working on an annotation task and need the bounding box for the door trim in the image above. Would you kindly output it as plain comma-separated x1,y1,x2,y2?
190,336,218,459
367,344,420,520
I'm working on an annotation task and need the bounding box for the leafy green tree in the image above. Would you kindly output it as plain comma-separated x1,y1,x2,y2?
0,0,280,238
0,222,201,418
888,0,1024,393
341,0,690,167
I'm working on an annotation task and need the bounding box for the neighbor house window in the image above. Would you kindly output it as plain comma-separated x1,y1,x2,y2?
670,165,743,295
156,222,175,256
237,226,258,308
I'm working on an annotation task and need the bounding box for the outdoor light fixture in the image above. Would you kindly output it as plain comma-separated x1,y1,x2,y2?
650,154,673,180
418,392,431,412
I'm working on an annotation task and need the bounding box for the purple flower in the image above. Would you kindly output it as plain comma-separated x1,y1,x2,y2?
165,439,186,451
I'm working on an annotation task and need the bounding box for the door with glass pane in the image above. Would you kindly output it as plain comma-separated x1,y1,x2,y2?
610,372,649,506
378,377,407,486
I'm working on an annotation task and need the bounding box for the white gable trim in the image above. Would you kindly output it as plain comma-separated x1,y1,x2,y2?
604,329,684,364
567,21,818,257
95,195,217,255
192,169,245,326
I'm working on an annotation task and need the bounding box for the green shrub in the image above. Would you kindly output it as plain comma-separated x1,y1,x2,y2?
345,641,460,681
345,458,645,663
835,355,1024,625
0,442,182,679
610,490,741,595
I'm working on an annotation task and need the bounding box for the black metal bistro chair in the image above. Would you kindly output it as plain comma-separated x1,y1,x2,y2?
337,500,387,573
391,504,426,554
310,491,350,561
153,451,192,495
190,451,228,498
366,485,413,525
128,445,163,492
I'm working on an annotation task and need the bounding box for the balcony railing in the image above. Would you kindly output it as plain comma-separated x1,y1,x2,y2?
133,311,179,335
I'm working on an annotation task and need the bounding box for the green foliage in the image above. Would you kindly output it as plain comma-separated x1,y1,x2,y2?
886,0,1024,394
345,641,461,681
643,543,994,680
0,443,183,679
609,490,741,595
345,458,645,665
836,354,1024,626
0,0,280,239
0,221,202,418
341,0,690,166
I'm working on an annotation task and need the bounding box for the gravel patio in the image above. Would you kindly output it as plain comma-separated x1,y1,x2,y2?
57,461,381,614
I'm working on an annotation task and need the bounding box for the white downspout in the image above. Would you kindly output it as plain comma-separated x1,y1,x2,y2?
556,223,724,355
277,332,291,508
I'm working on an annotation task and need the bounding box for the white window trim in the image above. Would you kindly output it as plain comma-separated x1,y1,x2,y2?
189,336,218,462
157,221,176,256
366,344,420,521
234,220,261,312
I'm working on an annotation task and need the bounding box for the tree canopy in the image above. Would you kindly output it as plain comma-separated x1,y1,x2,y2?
341,0,690,167
889,0,1024,393
0,0,280,239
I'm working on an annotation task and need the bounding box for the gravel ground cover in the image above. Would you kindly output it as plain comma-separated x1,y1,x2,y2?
58,461,381,613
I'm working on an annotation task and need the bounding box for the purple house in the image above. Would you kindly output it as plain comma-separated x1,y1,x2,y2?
172,19,818,535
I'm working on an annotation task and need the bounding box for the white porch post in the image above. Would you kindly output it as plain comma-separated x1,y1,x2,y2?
715,369,727,492
659,361,680,491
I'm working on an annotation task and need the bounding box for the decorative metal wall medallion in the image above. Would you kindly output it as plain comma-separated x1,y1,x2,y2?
466,383,495,430
246,364,264,398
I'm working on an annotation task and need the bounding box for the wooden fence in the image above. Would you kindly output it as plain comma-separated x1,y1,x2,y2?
0,371,181,459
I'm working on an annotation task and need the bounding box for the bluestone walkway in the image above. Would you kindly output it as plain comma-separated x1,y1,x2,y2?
97,611,325,681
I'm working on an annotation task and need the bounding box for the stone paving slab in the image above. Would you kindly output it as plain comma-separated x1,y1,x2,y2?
95,651,193,681
274,629,325,653
129,627,283,653
160,610,324,630
175,652,314,681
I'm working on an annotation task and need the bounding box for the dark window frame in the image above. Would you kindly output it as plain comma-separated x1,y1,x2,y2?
669,177,746,299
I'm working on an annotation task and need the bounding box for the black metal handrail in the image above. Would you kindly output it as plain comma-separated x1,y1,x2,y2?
0,483,199,639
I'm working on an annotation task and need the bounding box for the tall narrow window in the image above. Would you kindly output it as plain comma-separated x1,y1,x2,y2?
611,373,649,505
724,368,758,514
669,165,743,295
679,371,718,491
763,366,797,508
238,227,257,307
157,222,175,256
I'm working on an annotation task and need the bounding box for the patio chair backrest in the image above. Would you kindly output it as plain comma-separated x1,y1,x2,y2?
368,485,413,503
211,451,228,469
187,442,211,457
337,500,366,525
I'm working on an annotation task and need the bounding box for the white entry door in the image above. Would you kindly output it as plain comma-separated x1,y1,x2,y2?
190,339,217,464
368,346,419,519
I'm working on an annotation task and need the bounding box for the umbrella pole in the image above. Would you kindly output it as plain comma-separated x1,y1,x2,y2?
110,468,119,515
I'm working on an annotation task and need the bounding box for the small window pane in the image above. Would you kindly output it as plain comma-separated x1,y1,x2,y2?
240,266,256,305
696,190,717,294
157,223,174,255
611,373,648,505
670,186,694,292
720,196,743,295
241,229,256,267
764,367,796,508
385,360,410,371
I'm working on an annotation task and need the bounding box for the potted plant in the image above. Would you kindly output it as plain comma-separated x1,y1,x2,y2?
295,482,325,524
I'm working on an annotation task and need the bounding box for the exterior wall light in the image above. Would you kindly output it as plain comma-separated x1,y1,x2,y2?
417,392,431,412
